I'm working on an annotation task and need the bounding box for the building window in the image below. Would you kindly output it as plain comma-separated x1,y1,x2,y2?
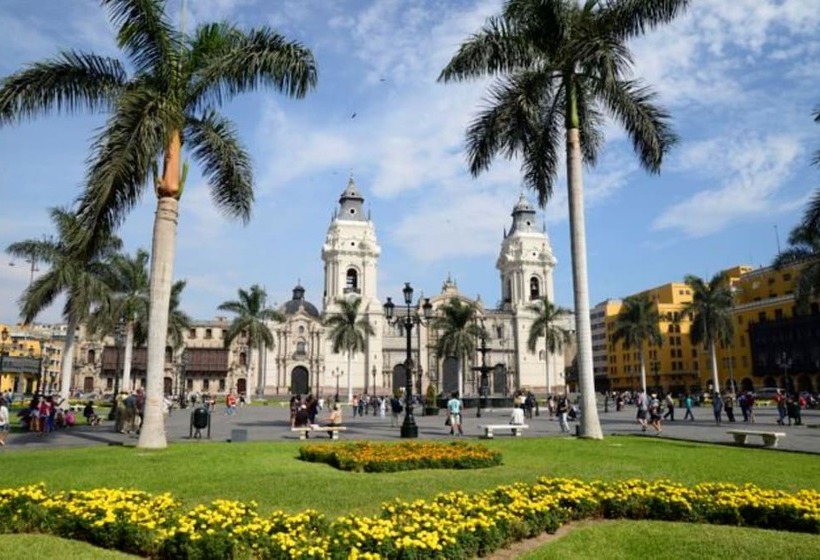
205,328,213,339
757,312,766,322
86,349,96,364
219,379,226,391
783,273,792,281
529,277,540,300
188,328,196,339
203,379,210,391
775,309,783,320
345,268,359,293
296,341,307,355
239,352,247,367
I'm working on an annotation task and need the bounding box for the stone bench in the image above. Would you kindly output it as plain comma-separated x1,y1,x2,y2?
479,424,529,439
291,425,347,440
727,429,786,448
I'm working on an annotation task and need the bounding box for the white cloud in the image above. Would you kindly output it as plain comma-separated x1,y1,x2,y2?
653,134,803,237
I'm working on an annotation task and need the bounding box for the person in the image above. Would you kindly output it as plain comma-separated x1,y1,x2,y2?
323,404,342,438
746,391,756,423
724,392,736,422
663,392,675,421
635,391,648,432
684,393,695,421
556,396,570,433
775,390,787,425
83,401,101,427
0,401,9,446
648,393,663,434
447,391,464,436
712,392,723,425
509,403,525,425
294,404,310,428
389,395,403,427
738,392,749,422
225,392,237,416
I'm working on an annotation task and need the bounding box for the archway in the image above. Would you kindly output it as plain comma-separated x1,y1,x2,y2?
392,364,406,395
442,357,459,395
492,364,507,395
740,377,754,392
163,377,172,396
291,366,309,396
236,378,247,397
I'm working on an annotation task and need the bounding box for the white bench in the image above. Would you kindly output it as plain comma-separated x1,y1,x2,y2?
727,429,786,448
291,425,347,440
479,424,529,439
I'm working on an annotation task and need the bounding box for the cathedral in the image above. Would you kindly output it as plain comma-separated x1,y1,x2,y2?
63,177,574,401
262,177,574,400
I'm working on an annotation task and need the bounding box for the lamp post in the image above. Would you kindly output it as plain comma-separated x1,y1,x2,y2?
777,352,793,396
472,320,492,418
330,367,343,405
179,348,189,408
108,317,126,420
0,327,7,392
651,361,660,394
383,282,433,438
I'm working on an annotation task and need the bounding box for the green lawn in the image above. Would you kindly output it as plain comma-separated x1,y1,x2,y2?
1,436,818,518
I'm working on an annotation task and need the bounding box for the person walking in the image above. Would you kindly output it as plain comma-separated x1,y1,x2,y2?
446,391,464,436
389,395,402,427
648,393,663,434
635,390,648,432
723,392,736,422
712,392,724,425
663,392,675,421
0,401,10,446
683,393,695,421
556,396,570,433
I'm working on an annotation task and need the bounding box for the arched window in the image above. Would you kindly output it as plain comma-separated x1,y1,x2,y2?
504,279,512,303
239,352,247,367
86,349,96,364
296,341,307,355
530,277,540,300
345,268,359,293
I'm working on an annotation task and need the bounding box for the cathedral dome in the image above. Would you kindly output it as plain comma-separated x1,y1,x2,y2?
281,284,321,318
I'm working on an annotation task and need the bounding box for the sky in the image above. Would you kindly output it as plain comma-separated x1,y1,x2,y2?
1,0,819,327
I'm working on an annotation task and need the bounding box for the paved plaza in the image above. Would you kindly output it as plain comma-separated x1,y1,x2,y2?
3,400,819,454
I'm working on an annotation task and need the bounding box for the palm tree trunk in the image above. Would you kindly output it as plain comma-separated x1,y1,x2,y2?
137,196,178,449
347,352,353,404
544,344,550,394
709,341,720,394
566,125,603,439
247,345,255,400
639,351,647,396
457,358,464,397
58,315,78,401
257,343,265,398
122,321,135,393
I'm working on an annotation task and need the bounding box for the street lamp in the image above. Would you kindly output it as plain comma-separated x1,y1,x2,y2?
383,282,433,438
179,348,189,408
777,352,793,395
330,367,343,405
472,320,492,418
1,327,10,393
108,317,126,420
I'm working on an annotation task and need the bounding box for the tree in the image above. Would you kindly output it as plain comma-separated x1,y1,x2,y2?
218,284,284,400
680,273,734,393
6,207,121,401
163,280,193,353
438,0,688,439
526,295,572,394
611,294,663,396
772,224,820,313
325,297,375,403
0,0,317,448
432,298,483,397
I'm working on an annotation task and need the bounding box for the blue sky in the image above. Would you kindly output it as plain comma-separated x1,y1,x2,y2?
1,0,818,326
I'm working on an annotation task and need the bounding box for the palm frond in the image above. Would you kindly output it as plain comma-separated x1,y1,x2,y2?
601,0,691,41
73,86,169,247
595,77,677,174
185,110,253,223
188,24,317,109
801,188,820,233
102,0,177,78
0,51,126,125
438,15,531,83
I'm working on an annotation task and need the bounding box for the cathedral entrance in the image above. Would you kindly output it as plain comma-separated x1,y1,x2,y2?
442,357,459,395
237,378,247,397
392,364,407,395
492,364,507,395
291,366,309,395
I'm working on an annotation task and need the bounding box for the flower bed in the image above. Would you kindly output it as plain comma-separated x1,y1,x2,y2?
1,478,818,558
298,441,503,472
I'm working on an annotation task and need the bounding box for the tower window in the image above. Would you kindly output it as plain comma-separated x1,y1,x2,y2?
296,341,306,355
345,268,359,293
529,277,540,300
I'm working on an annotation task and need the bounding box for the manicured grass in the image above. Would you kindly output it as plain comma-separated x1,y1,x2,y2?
520,520,820,559
2,436,818,517
0,534,139,558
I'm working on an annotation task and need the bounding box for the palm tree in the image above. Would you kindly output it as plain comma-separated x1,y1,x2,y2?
218,284,284,400
325,297,375,403
432,298,483,397
526,296,573,394
438,0,688,439
101,249,150,393
163,280,193,353
611,294,664,396
6,207,121,401
680,273,735,394
0,1,317,448
773,225,820,315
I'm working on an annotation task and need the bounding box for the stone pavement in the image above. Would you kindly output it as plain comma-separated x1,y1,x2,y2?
2,401,819,454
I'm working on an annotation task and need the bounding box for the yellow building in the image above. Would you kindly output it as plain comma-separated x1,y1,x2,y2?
0,323,56,394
